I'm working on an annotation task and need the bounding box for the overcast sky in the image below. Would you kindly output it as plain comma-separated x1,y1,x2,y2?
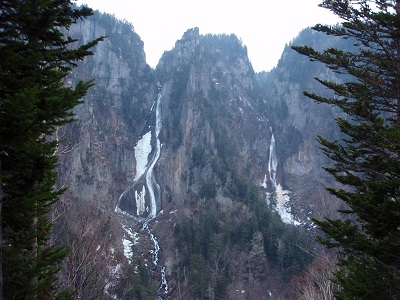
75,0,340,72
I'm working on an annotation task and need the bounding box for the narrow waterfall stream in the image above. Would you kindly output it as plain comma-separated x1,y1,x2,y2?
117,84,169,299
268,131,278,189
143,222,169,298
145,90,162,219
142,86,169,298
266,130,300,225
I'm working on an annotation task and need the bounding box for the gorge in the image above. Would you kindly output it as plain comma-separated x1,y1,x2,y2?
54,10,346,299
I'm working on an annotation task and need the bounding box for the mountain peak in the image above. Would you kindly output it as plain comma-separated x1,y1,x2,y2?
182,27,200,39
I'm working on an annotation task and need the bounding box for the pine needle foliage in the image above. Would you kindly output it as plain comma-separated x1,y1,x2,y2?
0,1,103,299
292,1,400,299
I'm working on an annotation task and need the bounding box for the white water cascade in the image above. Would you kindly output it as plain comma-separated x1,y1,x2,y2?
265,130,300,225
143,222,169,298
116,86,162,217
145,91,162,218
142,87,169,298
268,133,278,189
117,84,169,299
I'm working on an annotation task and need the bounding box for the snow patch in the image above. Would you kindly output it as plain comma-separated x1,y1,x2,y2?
134,131,152,181
135,185,146,215
114,130,152,214
272,184,300,225
123,238,133,261
105,263,122,300
260,174,268,189
122,226,139,262
109,263,121,277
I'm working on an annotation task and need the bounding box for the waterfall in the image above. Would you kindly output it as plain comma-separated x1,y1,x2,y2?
116,90,161,218
265,131,300,225
268,133,278,189
143,222,169,298
143,88,169,298
117,84,169,299
145,91,162,219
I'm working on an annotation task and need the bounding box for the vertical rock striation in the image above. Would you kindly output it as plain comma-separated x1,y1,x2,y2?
57,13,157,211
55,13,356,298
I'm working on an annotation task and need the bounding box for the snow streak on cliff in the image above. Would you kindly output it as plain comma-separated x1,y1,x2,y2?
262,130,299,225
269,132,278,189
116,88,162,219
117,87,169,299
146,90,162,219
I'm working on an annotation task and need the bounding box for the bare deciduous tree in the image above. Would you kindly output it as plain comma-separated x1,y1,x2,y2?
292,251,338,300
54,201,123,299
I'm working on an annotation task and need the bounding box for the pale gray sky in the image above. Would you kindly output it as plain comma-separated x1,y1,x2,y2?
75,0,339,72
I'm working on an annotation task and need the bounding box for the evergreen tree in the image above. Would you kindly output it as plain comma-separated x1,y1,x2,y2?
0,1,103,298
293,1,400,299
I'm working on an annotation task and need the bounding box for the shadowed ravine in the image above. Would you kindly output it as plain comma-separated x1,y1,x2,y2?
116,84,162,219
116,84,169,299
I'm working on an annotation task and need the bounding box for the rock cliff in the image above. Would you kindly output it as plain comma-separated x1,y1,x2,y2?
55,11,349,300
57,13,157,212
156,28,273,208
258,29,351,222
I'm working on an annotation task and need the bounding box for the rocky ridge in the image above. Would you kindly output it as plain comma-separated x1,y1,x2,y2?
55,11,347,299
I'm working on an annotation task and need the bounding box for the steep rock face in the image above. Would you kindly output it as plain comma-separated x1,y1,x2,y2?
258,29,350,220
156,28,273,208
57,13,157,211
55,15,354,299
150,29,307,300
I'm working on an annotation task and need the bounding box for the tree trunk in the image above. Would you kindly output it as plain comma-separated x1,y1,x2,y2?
396,0,400,122
0,158,3,300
